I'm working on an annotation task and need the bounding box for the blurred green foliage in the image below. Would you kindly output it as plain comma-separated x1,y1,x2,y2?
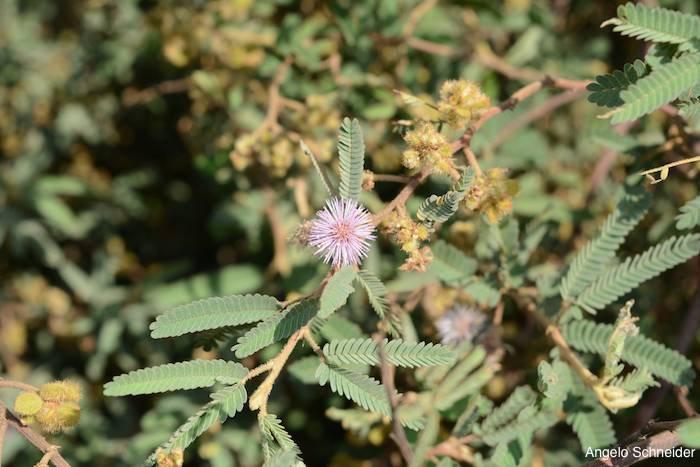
1,0,700,466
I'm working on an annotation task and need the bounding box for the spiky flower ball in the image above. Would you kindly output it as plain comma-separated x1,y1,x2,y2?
308,197,375,267
40,380,81,402
14,380,83,433
438,79,491,128
402,122,455,175
382,211,432,271
156,449,184,467
436,306,487,346
464,168,519,224
13,391,43,420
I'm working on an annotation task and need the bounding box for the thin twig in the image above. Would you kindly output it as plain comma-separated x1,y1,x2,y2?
0,379,39,392
0,403,6,467
122,78,191,107
248,327,305,415
473,42,544,82
402,0,438,37
485,88,587,152
249,56,294,140
372,167,431,225
1,403,71,467
372,174,412,183
452,76,590,156
263,186,291,277
375,336,413,464
512,290,598,386
463,147,483,177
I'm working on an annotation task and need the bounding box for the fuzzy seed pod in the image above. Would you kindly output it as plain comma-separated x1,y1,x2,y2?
14,391,43,416
156,449,184,467
35,400,81,433
39,380,81,402
438,79,491,128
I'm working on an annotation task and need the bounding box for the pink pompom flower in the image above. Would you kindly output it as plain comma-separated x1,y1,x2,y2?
436,306,487,346
308,197,376,267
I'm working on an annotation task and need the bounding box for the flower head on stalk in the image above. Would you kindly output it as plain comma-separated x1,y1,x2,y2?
436,305,487,346
308,197,376,267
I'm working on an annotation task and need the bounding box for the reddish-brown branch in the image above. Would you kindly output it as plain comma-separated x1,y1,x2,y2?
1,403,71,467
122,78,191,107
263,187,291,277
452,76,590,155
486,88,587,152
372,167,431,225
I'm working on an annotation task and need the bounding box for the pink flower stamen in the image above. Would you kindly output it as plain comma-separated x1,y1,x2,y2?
308,197,376,267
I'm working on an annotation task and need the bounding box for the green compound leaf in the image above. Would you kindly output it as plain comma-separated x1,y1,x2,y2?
318,267,356,319
480,409,559,446
417,191,463,225
337,117,365,201
611,53,700,124
323,338,454,368
150,294,279,338
566,404,617,450
259,413,301,460
677,418,700,448
587,60,647,108
575,234,700,313
481,386,538,432
676,195,700,230
560,184,650,302
145,384,247,465
233,299,318,358
104,360,247,396
604,3,700,44
355,269,389,317
315,362,392,416
429,240,478,285
563,319,695,385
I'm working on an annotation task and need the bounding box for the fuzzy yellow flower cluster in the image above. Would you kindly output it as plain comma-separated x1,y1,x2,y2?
438,80,491,128
13,380,81,433
401,122,455,175
464,168,519,224
156,448,184,467
383,211,433,271
230,131,294,177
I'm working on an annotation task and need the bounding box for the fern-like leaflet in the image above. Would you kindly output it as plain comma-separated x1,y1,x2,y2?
559,184,650,302
587,60,648,108
603,3,700,44
611,53,700,124
676,195,700,230
337,117,365,201
145,384,247,465
575,234,700,313
315,362,392,416
104,360,247,396
233,298,318,358
149,294,279,338
323,338,454,368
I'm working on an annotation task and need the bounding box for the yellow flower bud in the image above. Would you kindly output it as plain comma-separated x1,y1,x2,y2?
35,400,81,433
40,380,81,402
438,79,491,128
156,449,184,467
14,391,43,416
35,402,62,433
